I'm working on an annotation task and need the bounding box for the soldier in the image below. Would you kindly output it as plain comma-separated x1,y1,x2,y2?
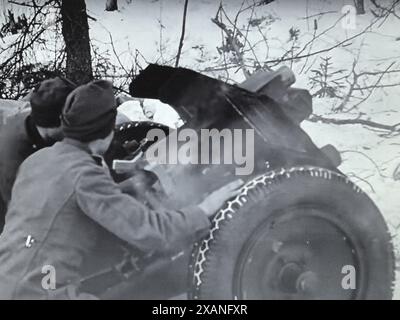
0,80,243,299
0,77,75,232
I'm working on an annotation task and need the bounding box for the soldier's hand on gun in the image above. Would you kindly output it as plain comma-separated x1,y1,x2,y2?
198,179,244,218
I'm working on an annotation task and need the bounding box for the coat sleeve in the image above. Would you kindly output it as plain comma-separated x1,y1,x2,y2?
0,114,32,205
0,141,24,206
74,163,210,253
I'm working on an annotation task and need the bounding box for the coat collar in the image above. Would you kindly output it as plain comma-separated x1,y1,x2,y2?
24,115,49,150
63,138,107,168
63,138,91,153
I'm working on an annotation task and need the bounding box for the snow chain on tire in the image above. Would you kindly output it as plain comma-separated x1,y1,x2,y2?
188,166,391,300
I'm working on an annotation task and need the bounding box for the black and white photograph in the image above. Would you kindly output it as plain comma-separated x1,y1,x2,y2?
0,0,399,303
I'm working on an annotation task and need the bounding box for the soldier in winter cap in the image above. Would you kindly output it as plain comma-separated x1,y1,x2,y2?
62,80,117,142
0,77,75,232
30,77,76,128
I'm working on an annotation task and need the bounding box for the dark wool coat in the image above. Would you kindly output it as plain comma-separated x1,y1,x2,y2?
0,138,209,299
0,112,49,232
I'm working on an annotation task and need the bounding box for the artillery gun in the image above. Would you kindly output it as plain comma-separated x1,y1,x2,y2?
0,64,393,299
101,64,394,300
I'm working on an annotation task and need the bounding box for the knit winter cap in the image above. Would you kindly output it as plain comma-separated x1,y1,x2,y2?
61,80,117,142
30,77,76,128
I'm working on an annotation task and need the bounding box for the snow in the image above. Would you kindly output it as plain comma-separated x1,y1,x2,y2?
84,0,400,299
3,0,400,299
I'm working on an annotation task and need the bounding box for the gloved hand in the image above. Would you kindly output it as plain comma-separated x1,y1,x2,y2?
198,179,244,218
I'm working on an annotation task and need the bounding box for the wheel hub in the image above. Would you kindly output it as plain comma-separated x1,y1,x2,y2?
235,207,362,300
278,262,320,295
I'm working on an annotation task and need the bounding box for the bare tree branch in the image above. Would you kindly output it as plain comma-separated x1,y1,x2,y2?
175,0,189,67
308,114,400,132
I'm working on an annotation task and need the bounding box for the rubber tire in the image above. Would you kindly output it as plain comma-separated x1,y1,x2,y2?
189,166,394,300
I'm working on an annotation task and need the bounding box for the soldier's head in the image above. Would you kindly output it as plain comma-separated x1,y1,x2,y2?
61,80,117,155
30,77,76,142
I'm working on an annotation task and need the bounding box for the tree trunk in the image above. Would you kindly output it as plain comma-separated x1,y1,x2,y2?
61,0,93,85
354,0,366,15
105,0,118,11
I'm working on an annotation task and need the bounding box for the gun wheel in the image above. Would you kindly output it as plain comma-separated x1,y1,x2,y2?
189,167,394,300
